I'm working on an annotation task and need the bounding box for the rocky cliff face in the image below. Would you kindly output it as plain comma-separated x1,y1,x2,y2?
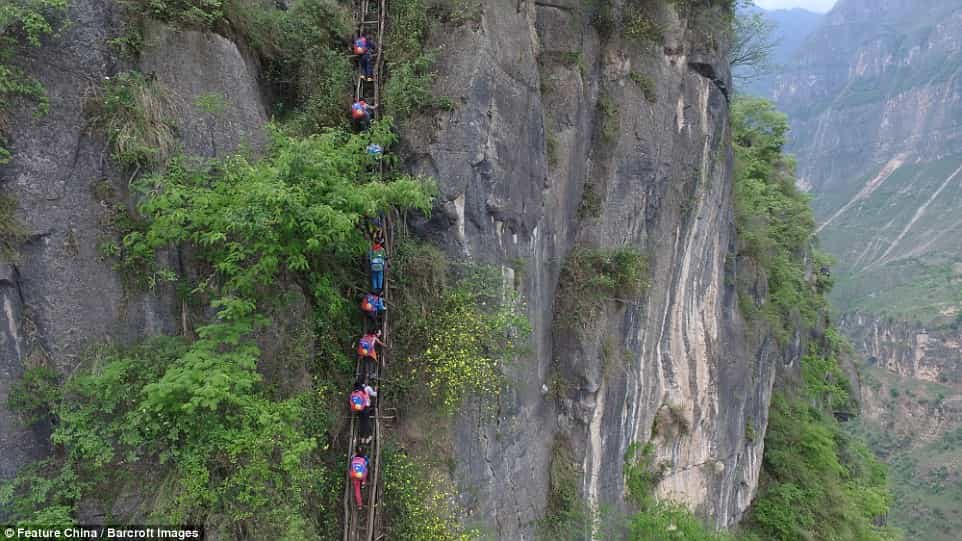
0,0,266,486
2,0,782,538
774,0,962,320
840,313,962,386
842,313,962,540
403,0,777,537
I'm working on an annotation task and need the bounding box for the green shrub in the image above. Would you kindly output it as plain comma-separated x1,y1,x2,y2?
597,94,620,144
425,0,482,27
746,395,897,541
119,121,433,318
120,0,225,28
0,331,328,536
383,0,454,121
732,97,822,344
0,0,69,162
383,54,436,120
546,133,559,167
732,96,897,541
539,437,590,540
629,71,657,103
623,7,663,43
577,180,603,219
0,193,28,260
382,447,475,541
92,71,177,169
556,248,648,327
289,47,353,132
7,366,60,425
392,241,530,412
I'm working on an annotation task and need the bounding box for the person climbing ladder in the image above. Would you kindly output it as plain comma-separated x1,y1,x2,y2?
360,291,386,322
353,33,376,82
349,446,369,510
369,239,386,293
357,329,386,379
349,378,378,444
351,99,377,131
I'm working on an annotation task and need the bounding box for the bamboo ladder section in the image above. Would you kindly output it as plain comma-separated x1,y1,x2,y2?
343,0,389,539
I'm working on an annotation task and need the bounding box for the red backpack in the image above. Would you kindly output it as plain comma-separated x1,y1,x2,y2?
350,390,367,412
354,37,368,55
351,101,367,120
358,335,374,356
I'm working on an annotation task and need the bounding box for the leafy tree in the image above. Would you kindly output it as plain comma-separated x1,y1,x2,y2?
125,120,434,319
733,97,900,541
730,0,777,84
732,96,821,343
2,329,326,537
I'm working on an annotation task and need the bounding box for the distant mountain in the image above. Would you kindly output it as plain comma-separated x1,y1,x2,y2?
775,1,962,538
774,0,962,322
735,7,823,97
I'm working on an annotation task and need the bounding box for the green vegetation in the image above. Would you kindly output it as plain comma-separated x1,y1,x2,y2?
425,0,482,28
577,180,603,219
556,248,648,328
391,240,530,413
623,1,664,44
6,365,60,425
0,0,68,162
3,0,513,536
597,93,620,145
5,118,435,535
122,0,225,28
93,71,177,169
382,447,475,541
384,0,448,122
539,437,592,541
732,96,827,344
629,71,657,103
748,392,897,541
2,332,328,535
851,367,962,541
125,122,431,314
0,193,28,260
546,132,559,167
732,96,900,541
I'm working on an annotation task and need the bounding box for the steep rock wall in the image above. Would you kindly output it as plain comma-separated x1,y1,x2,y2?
2,0,783,537
403,1,778,537
0,0,267,483
840,312,962,386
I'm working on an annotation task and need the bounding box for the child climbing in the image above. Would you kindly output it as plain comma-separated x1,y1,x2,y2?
349,378,378,444
369,240,387,293
357,329,386,379
353,34,377,82
349,446,369,509
351,99,377,131
360,291,386,321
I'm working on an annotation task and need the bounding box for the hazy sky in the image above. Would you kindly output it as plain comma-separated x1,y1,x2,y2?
754,0,836,12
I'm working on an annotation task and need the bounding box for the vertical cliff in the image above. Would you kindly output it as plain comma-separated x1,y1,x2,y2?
400,0,777,536
2,0,792,538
